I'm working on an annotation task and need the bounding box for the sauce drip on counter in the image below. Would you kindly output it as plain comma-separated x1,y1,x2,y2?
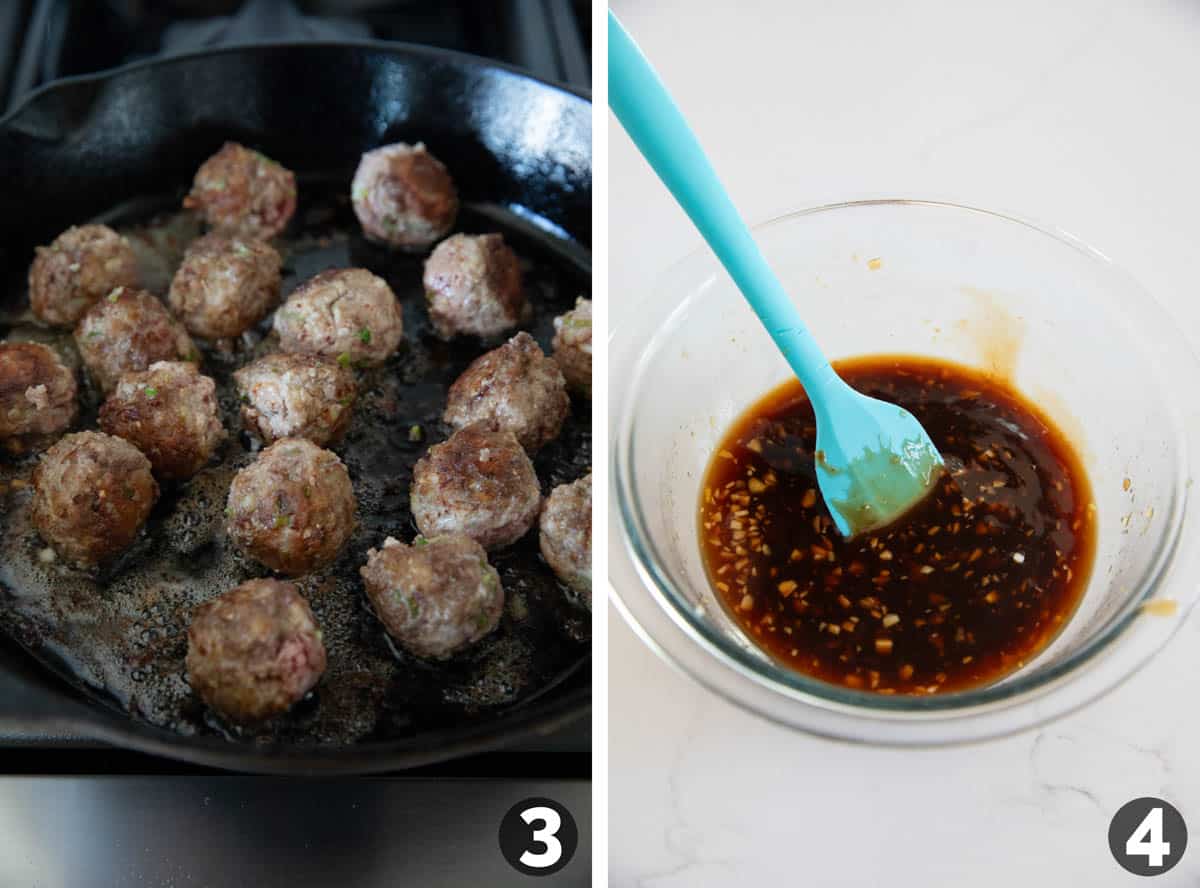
699,355,1096,695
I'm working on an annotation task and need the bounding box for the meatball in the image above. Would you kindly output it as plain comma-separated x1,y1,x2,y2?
27,224,139,327
411,423,540,550
273,269,403,367
225,438,356,575
98,361,224,480
552,297,592,397
183,142,297,240
423,233,528,339
443,331,569,453
31,431,158,565
351,142,457,250
0,342,78,455
186,578,326,723
360,534,503,660
234,352,357,447
167,234,281,339
540,473,592,606
74,288,196,394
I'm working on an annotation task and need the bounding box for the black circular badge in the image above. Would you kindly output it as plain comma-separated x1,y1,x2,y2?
1109,797,1188,876
498,797,579,876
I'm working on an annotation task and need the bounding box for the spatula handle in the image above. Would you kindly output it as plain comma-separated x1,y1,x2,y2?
608,10,838,393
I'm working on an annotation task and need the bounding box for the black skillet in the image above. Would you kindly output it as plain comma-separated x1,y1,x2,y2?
0,41,591,775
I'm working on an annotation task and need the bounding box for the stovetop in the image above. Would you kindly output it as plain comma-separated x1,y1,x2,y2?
0,774,592,885
0,0,590,111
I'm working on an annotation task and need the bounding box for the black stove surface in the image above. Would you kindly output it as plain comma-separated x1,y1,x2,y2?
0,776,592,885
1,0,590,110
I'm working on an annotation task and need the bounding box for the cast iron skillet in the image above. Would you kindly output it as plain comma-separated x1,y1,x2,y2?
0,41,591,775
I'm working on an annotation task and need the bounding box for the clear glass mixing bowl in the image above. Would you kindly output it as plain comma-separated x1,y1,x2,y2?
610,200,1200,745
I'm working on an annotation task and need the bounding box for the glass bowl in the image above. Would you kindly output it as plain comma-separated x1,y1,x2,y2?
609,199,1200,745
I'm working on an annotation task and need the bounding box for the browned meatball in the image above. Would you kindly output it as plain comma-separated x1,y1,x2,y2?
98,361,224,480
167,234,281,339
0,342,78,455
273,269,404,366
234,352,357,447
443,332,569,453
351,142,457,250
410,423,540,550
27,225,139,327
423,233,528,339
183,142,297,240
360,534,503,660
552,297,592,397
74,288,196,394
540,473,592,607
186,578,326,723
31,431,158,566
225,438,356,575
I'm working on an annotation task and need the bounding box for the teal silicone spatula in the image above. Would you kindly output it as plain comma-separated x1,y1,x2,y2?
609,11,944,538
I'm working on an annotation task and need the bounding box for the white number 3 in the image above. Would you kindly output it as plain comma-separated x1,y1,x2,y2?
1126,806,1171,868
520,805,564,868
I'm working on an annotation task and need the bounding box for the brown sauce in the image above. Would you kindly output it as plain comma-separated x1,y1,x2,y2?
699,355,1096,695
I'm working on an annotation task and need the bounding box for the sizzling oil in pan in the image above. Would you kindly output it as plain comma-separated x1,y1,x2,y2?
0,176,591,747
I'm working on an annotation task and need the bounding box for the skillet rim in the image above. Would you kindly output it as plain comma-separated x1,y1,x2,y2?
0,37,591,130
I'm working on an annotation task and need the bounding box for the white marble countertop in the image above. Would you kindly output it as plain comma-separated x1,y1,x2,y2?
607,1,1200,884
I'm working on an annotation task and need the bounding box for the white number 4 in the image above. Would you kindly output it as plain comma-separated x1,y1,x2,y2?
520,805,564,868
1126,806,1171,868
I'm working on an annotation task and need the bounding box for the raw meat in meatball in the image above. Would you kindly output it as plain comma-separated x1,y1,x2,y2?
540,473,592,606
360,534,503,660
186,578,326,723
274,269,403,367
443,331,569,453
234,352,357,447
74,288,196,394
183,142,297,240
423,233,527,339
552,297,591,397
410,423,540,550
0,342,78,455
225,438,356,575
98,361,224,480
168,233,281,339
351,142,457,251
31,431,158,566
27,224,139,327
